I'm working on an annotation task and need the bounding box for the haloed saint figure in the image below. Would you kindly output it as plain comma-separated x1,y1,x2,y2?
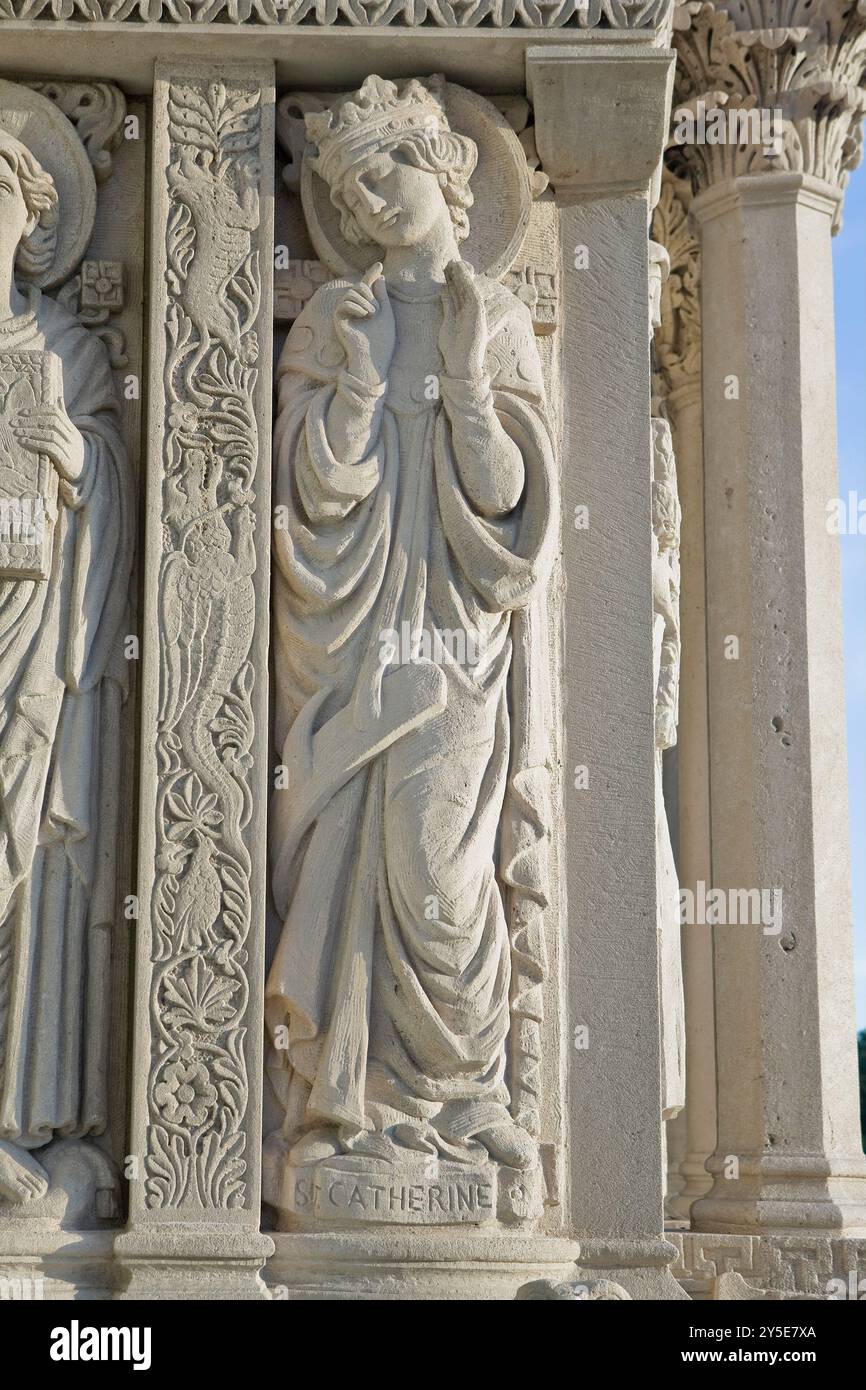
0,105,131,1204
267,75,558,1216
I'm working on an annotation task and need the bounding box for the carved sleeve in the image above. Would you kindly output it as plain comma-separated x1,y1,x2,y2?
275,292,385,526
433,297,557,616
55,321,131,693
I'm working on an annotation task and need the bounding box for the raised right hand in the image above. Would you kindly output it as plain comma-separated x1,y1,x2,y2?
332,262,395,389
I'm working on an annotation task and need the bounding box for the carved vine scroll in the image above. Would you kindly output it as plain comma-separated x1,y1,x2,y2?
131,67,273,1218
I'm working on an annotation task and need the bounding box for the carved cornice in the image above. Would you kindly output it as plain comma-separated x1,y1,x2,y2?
0,0,672,26
669,0,866,194
651,172,701,399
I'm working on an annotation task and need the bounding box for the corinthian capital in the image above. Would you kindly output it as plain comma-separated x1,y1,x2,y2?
668,0,866,196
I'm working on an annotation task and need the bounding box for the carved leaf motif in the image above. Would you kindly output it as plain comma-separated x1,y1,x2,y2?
0,0,672,20
162,956,240,1032
146,78,263,1211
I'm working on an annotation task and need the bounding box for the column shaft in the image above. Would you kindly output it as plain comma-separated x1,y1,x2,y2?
692,173,866,1235
667,381,716,1218
529,43,687,1297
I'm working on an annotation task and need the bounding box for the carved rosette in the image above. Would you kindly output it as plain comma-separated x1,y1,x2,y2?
142,77,267,1212
0,0,672,24
669,0,866,195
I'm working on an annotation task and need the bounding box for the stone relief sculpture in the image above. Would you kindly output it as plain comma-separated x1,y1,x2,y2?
143,77,265,1213
0,0,674,29
649,241,685,1128
0,82,132,1208
266,74,558,1226
651,419,685,1122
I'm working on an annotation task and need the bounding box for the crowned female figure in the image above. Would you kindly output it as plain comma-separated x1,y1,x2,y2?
0,96,131,1204
267,76,557,1207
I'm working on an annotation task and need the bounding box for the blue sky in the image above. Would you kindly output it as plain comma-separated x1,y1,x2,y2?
834,161,866,1029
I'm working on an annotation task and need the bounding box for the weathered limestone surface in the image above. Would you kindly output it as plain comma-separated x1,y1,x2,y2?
116,60,276,1299
0,0,863,1304
652,171,716,1222
669,0,866,1244
527,42,689,1301
0,75,141,1298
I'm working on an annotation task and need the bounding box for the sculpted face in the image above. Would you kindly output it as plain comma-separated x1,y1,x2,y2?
0,154,31,263
339,147,449,249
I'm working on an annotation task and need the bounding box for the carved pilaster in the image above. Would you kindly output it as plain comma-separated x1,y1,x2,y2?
116,61,274,1299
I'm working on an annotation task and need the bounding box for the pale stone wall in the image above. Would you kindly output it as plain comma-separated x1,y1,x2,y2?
0,0,861,1302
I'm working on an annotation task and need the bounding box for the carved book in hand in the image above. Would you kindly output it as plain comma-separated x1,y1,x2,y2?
0,350,61,581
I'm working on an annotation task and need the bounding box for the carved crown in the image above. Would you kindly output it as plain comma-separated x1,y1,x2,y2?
305,74,451,188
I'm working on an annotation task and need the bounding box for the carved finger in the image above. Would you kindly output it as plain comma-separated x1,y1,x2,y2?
339,304,371,321
339,290,375,317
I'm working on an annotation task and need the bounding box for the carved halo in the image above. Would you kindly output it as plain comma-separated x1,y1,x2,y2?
293,80,533,282
0,79,97,291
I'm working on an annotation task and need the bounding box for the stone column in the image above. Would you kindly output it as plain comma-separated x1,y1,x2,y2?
671,1,866,1238
651,174,716,1219
115,60,276,1297
528,42,688,1298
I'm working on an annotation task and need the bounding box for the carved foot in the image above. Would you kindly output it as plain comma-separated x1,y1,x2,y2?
474,1122,537,1171
0,1139,49,1205
287,1127,341,1166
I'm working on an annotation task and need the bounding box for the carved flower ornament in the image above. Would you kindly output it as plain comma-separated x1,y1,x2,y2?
154,1061,218,1128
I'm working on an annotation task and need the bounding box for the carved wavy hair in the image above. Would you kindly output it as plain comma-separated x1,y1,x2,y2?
0,133,59,281
331,130,477,247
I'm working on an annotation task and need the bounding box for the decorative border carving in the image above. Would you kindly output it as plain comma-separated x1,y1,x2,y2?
0,0,672,27
141,74,270,1213
671,1232,866,1300
24,81,127,184
651,173,700,398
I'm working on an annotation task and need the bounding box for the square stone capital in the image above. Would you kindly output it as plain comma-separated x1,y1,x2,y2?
526,44,675,196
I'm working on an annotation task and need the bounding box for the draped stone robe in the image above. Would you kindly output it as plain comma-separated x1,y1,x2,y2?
268,271,557,1150
0,287,131,1149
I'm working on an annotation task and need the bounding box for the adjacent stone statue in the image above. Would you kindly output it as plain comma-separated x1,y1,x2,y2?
652,415,685,1122
0,96,131,1206
267,75,557,1225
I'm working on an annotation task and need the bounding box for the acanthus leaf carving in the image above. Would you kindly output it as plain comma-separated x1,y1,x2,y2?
669,0,866,193
0,0,673,23
651,175,701,399
24,81,127,185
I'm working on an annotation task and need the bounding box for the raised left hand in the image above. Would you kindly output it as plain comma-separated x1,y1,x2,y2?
439,259,487,381
13,406,85,484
